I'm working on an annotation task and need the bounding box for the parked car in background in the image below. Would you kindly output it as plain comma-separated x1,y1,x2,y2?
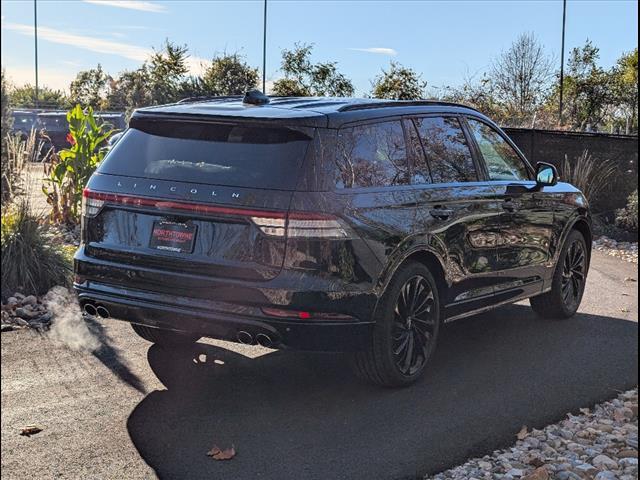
33,110,126,155
74,93,592,387
36,111,70,153
10,109,38,139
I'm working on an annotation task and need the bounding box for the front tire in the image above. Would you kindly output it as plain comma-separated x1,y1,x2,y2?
351,262,441,387
131,323,199,347
530,230,588,319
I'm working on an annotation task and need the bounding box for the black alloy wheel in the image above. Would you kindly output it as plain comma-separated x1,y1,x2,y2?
561,238,587,310
392,275,438,376
351,262,441,387
530,230,589,319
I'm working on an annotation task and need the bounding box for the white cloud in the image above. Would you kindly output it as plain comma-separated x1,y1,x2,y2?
349,47,398,56
3,22,209,90
82,0,167,13
5,22,151,61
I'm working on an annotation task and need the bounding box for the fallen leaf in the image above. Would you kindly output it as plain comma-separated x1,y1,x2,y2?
516,425,528,440
522,466,549,480
621,293,630,296
207,444,236,461
206,445,222,457
20,425,42,437
212,445,236,461
620,308,630,313
624,277,637,282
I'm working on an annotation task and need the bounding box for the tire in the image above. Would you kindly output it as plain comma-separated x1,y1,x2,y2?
351,261,441,387
130,323,199,347
530,230,588,319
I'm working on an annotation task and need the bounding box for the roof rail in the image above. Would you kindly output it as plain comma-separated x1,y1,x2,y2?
337,100,480,113
176,95,242,104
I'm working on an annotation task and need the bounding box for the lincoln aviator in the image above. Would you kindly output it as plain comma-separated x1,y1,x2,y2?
74,92,592,387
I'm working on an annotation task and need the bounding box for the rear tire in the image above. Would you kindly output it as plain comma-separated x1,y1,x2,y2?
131,323,199,347
351,262,441,387
530,230,588,319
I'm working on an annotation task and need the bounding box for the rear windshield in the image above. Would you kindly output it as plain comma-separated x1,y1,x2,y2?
97,119,311,189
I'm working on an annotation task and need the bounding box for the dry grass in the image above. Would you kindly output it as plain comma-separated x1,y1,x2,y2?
1,129,51,205
560,150,615,203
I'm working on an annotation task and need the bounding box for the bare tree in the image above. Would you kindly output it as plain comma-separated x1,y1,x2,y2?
490,32,553,124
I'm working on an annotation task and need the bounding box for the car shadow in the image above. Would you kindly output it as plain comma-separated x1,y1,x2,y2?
126,305,638,480
84,316,146,394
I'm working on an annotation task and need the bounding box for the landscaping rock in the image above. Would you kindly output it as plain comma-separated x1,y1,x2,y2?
21,295,37,306
1,291,59,331
427,389,639,480
593,236,638,264
593,454,619,468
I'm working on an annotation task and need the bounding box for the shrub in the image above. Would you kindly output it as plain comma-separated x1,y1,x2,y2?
1,199,71,299
43,105,114,225
616,189,638,233
560,150,615,206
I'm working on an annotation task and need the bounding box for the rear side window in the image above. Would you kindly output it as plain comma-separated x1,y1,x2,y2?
411,117,477,184
335,121,409,188
97,120,311,189
467,118,530,181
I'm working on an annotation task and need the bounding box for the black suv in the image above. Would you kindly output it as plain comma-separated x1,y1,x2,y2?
75,93,591,387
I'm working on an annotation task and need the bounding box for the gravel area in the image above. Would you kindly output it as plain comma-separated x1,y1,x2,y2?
593,237,638,264
427,388,639,480
1,292,52,332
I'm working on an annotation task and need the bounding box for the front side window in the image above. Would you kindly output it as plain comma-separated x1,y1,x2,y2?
335,121,409,188
412,116,477,183
467,118,530,181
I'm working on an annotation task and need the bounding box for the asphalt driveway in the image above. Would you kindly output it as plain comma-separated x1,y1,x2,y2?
1,251,638,480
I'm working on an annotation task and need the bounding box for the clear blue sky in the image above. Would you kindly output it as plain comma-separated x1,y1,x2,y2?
1,0,638,95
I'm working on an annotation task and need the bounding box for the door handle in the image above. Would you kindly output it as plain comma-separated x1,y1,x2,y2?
429,207,454,220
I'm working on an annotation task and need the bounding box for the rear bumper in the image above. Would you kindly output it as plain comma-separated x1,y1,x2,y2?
74,282,374,352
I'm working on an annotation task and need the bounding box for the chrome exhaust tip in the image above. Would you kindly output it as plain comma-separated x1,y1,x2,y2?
237,331,253,345
96,306,110,318
256,333,273,348
83,303,97,316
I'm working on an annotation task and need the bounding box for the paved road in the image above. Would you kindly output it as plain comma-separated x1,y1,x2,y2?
1,252,638,480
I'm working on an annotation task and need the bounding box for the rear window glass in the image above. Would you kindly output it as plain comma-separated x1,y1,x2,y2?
335,121,409,188
97,120,311,189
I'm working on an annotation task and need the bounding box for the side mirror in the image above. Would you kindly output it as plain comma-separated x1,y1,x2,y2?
535,162,558,187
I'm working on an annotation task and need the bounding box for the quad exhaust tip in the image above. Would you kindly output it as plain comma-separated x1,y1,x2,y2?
256,333,273,348
83,303,97,316
237,331,253,345
82,303,110,318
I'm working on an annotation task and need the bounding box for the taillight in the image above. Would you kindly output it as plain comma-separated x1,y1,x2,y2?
82,188,351,238
82,188,105,217
251,212,350,238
